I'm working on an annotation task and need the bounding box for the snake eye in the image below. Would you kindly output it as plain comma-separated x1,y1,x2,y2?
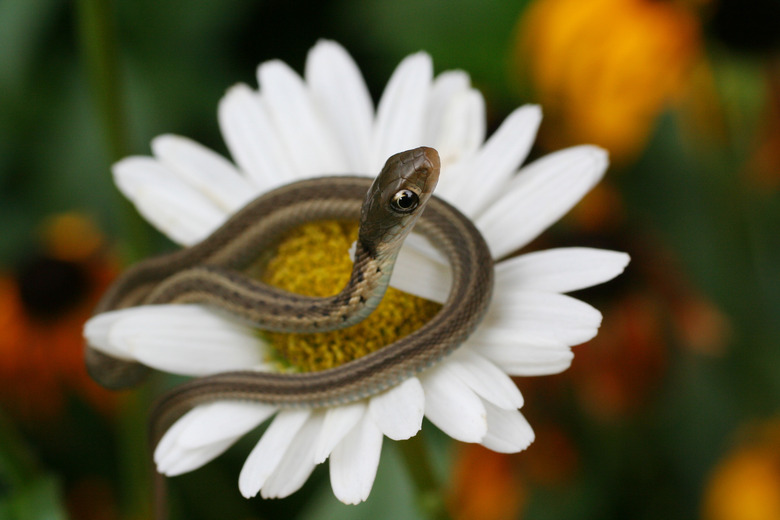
390,189,419,213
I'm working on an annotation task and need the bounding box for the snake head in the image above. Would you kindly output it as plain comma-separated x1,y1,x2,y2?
359,147,440,258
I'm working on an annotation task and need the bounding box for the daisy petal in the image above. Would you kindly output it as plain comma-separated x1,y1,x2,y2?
469,327,577,376
480,401,535,453
330,414,384,504
155,407,199,469
106,305,266,376
113,157,225,246
424,71,470,144
159,437,235,477
485,344,575,376
477,145,608,259
155,407,243,477
371,52,432,170
83,310,135,360
306,40,373,172
446,349,524,410
483,290,603,346
421,363,487,443
177,401,277,448
368,377,425,441
257,60,345,176
261,413,324,499
450,104,542,218
151,134,256,213
425,87,486,203
390,236,451,304
424,71,485,167
496,247,630,293
314,402,366,464
402,231,448,264
239,409,310,498
435,89,486,169
218,84,295,190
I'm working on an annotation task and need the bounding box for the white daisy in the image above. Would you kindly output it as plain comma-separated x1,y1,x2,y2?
84,40,629,504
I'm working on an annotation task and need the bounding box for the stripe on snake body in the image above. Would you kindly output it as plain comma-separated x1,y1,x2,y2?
84,148,494,447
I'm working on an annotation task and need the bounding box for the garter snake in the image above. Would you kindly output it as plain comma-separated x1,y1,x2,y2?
86,146,494,443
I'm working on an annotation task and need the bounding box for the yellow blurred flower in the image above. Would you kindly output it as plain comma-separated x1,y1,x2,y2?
702,421,780,520
42,212,105,262
516,0,701,162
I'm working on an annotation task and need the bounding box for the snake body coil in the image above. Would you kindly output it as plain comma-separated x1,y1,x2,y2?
85,147,494,441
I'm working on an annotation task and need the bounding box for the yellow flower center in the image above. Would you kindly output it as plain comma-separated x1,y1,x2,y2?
260,221,441,372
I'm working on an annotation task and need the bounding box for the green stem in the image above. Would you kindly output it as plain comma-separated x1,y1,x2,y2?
74,1,153,518
75,0,151,263
74,0,127,161
0,408,38,487
398,433,451,520
116,390,153,520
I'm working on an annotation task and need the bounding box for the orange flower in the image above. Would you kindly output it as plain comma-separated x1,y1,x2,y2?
516,0,701,162
570,293,668,420
448,444,526,520
517,424,579,486
702,420,780,520
0,214,117,421
747,70,780,189
447,427,578,519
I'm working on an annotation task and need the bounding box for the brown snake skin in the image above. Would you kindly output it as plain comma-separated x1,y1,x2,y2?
84,148,495,447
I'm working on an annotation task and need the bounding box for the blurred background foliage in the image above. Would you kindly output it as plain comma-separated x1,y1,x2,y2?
1,0,779,518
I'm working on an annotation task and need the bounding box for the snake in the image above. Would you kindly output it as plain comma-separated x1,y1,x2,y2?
85,146,494,445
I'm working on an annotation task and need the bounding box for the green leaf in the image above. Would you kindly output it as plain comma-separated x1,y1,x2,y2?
0,475,68,520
